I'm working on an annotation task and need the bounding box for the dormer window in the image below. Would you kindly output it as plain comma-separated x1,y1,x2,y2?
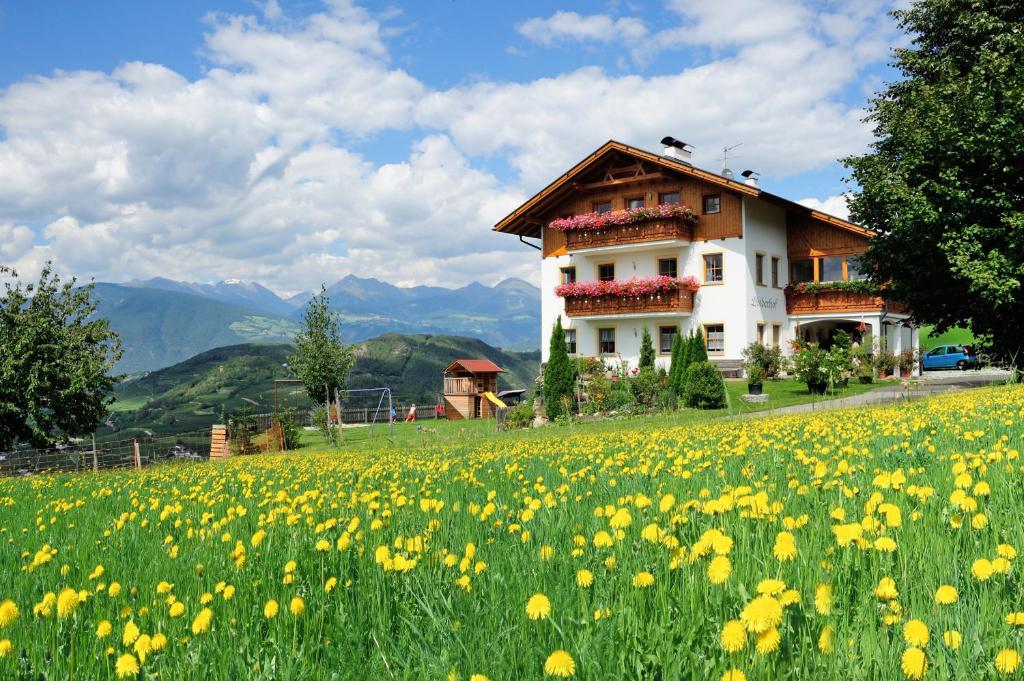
594,201,612,214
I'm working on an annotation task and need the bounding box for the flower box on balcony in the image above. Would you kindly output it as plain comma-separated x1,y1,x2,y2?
557,276,699,317
784,281,906,316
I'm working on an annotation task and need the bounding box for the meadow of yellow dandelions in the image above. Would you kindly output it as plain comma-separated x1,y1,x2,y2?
1,384,1023,679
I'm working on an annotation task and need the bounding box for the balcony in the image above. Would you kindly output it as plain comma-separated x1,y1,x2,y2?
444,377,476,395
564,288,694,318
564,217,694,252
786,288,907,316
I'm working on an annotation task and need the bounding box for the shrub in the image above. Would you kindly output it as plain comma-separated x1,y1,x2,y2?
504,402,535,429
683,361,727,409
274,409,302,450
639,327,655,369
668,330,685,397
629,367,662,408
742,342,786,378
793,343,828,387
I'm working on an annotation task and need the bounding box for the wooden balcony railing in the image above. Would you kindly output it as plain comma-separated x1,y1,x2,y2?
444,377,475,395
564,288,695,317
785,289,907,315
564,218,694,251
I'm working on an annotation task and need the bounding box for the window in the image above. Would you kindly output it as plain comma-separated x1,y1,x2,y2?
565,329,577,354
847,254,868,280
702,194,721,214
703,253,723,283
659,326,676,354
658,258,678,278
755,253,766,286
772,324,781,348
599,328,616,354
626,197,645,210
771,256,781,287
791,259,814,284
757,323,765,344
820,256,844,282
659,192,680,205
597,263,615,281
704,324,725,354
560,267,576,285
594,201,612,214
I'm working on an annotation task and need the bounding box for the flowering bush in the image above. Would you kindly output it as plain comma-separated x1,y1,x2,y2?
549,203,697,232
555,275,700,300
787,280,880,295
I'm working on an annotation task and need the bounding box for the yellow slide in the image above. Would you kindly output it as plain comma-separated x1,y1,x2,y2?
483,391,507,408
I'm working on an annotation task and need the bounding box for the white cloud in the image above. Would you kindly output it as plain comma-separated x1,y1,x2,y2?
797,194,852,221
0,0,900,294
517,12,647,46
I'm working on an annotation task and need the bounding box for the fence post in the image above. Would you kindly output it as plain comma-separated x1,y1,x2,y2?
92,433,98,472
133,439,141,469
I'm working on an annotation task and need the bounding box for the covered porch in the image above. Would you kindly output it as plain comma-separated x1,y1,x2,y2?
793,313,921,375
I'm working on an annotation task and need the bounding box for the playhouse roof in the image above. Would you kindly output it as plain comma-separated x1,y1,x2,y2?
444,359,504,374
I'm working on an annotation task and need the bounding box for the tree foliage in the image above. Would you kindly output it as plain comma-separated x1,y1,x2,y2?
667,329,684,396
0,264,122,449
682,361,727,409
638,326,655,369
543,317,576,419
843,0,1024,364
289,286,354,405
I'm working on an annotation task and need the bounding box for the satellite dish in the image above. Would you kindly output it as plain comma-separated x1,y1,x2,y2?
721,168,735,180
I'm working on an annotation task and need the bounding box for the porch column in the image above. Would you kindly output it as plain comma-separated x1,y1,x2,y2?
893,320,903,358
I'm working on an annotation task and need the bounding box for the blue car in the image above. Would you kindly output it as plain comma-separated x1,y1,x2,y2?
921,344,978,371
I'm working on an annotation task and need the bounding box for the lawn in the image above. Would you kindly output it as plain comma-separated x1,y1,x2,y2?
1,384,1022,680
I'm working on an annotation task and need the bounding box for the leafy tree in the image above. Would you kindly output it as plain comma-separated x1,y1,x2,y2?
289,286,354,407
843,0,1024,366
0,264,122,449
638,326,655,369
543,317,576,419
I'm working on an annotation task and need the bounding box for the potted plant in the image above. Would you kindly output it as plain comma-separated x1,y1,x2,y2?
793,343,829,394
898,349,917,377
746,363,765,395
874,351,897,378
852,346,874,383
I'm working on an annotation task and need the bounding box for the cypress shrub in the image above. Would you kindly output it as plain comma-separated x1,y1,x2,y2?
683,361,727,409
668,330,684,397
543,317,576,419
639,326,655,370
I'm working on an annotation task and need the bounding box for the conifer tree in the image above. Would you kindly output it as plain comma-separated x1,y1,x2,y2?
691,329,709,363
639,326,655,370
668,329,684,397
543,317,576,419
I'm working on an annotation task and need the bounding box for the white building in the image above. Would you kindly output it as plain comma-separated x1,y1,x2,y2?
494,140,918,376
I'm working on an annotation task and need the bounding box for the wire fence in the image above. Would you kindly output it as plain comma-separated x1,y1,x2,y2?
0,429,212,478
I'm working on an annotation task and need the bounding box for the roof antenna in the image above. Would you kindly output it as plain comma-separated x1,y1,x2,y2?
718,143,742,180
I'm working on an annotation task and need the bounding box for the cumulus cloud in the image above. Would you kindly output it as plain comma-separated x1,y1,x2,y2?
797,194,852,221
0,0,898,293
517,12,647,46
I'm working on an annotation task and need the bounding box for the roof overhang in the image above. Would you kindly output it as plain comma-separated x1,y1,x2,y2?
492,139,876,240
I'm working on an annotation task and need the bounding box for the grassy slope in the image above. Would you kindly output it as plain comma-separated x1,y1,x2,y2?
920,325,976,351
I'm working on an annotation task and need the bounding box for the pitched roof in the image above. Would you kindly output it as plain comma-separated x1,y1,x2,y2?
493,139,875,239
444,359,504,374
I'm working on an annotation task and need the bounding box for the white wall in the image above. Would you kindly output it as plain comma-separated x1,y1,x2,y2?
741,197,791,350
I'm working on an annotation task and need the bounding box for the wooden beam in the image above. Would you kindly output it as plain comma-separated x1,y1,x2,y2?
578,172,666,191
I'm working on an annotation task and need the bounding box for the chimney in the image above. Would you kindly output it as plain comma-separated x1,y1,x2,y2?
741,170,760,188
660,136,693,165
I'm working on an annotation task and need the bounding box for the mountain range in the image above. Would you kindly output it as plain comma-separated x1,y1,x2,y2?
94,275,541,373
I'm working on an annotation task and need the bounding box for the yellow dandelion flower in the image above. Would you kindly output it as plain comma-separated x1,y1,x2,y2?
56,588,78,619
115,653,140,678
997,544,1017,560
996,649,1021,675
0,600,18,628
818,625,834,655
756,579,786,596
155,581,173,594
934,585,958,605
169,602,185,618
901,647,927,679
721,620,746,653
526,593,552,620
264,599,279,619
815,584,832,615
325,577,338,593
875,577,899,601
123,620,140,646
972,558,994,581
903,619,928,647
608,508,632,529
756,627,781,655
0,640,11,657
780,589,801,607
721,669,746,681
191,608,212,635
773,532,797,561
96,620,112,639
576,570,593,588
708,556,731,585
108,582,122,598
470,675,490,681
943,630,961,650
740,596,783,634
290,596,305,617
151,633,167,651
134,634,152,663
539,545,554,560
632,571,654,588
543,650,576,677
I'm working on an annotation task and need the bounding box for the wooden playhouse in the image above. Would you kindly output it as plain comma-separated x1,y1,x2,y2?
443,359,504,420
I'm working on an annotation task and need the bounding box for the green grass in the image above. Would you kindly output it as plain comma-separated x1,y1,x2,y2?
920,325,976,351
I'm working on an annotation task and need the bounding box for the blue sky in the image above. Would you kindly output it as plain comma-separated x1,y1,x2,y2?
0,0,903,292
